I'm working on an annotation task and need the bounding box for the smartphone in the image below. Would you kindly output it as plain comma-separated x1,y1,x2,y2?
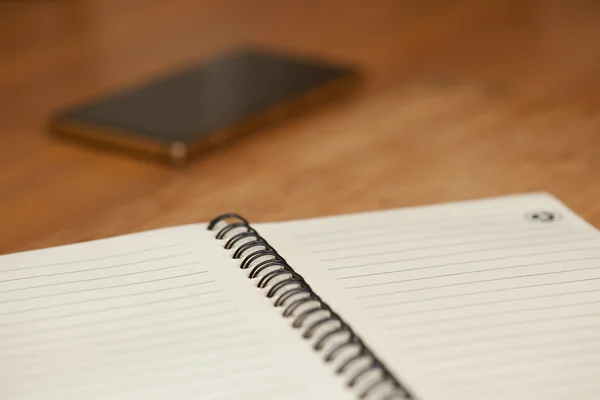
50,49,361,164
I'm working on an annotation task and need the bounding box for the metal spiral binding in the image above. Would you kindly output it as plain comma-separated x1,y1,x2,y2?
208,213,414,400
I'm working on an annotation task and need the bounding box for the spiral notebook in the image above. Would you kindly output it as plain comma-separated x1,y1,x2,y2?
1,193,600,400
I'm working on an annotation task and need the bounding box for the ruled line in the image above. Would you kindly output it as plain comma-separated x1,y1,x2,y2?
370,287,600,315
0,243,183,274
0,282,218,317
426,340,600,371
0,262,204,294
0,305,240,340
442,370,600,400
140,361,281,383
310,224,571,253
410,322,600,355
102,348,271,379
455,380,600,400
0,271,208,305
387,310,600,336
116,349,273,378
386,298,600,327
372,277,600,304
340,246,600,282
357,256,600,304
209,381,308,400
363,259,600,290
333,241,600,273
441,356,600,386
320,231,589,261
5,324,255,363
1,310,245,351
78,359,284,393
329,236,594,266
21,350,283,396
301,219,533,246
508,381,600,400
353,253,600,293
447,365,600,397
294,211,516,239
0,294,230,329
0,252,191,283
74,358,282,390
359,266,600,310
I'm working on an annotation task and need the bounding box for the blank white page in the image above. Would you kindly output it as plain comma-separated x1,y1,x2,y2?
256,193,600,400
0,225,349,400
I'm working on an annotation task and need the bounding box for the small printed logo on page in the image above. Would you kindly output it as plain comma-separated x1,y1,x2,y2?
525,211,562,222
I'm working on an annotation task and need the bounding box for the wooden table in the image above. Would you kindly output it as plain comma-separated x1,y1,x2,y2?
1,0,599,254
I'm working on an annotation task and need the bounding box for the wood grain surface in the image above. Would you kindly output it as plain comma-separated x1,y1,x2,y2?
1,0,599,254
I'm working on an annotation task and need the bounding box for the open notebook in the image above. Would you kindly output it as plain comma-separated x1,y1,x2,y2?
1,193,599,400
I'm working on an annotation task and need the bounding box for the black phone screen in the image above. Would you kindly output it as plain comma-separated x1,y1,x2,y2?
51,49,359,162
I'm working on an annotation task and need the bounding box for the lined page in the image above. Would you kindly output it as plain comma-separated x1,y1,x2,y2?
0,225,349,400
257,193,600,400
